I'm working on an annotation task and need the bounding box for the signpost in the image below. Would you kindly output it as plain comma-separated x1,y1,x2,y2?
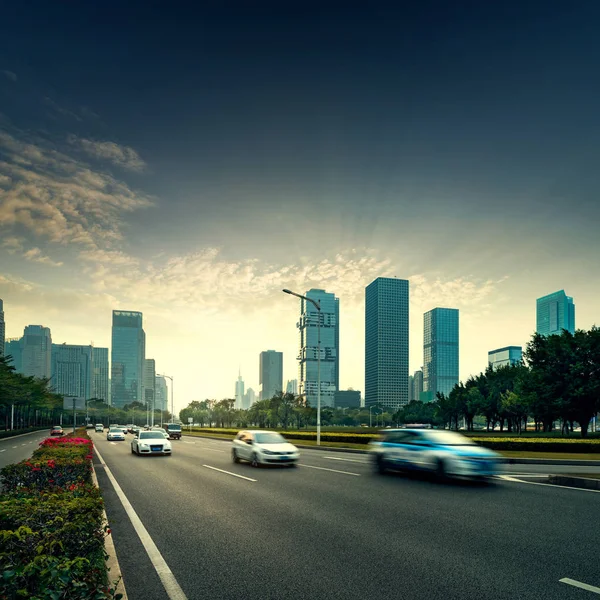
188,416,193,432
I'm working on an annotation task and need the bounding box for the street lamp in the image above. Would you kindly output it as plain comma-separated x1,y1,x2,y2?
369,405,383,428
157,374,174,424
283,288,322,446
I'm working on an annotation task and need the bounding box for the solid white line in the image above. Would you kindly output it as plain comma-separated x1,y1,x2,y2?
299,464,361,476
323,456,369,464
499,475,600,493
94,446,188,600
202,465,257,482
560,578,600,594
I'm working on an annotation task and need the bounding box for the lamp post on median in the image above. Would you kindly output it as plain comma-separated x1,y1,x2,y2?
283,288,322,446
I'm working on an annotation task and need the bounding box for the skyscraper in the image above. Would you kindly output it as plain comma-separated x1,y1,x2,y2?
235,371,245,409
364,277,409,411
488,346,522,370
286,379,298,395
259,350,283,400
51,344,93,399
243,387,256,409
298,289,339,408
0,299,5,358
408,375,414,401
144,359,156,415
155,376,168,412
111,311,145,408
536,290,575,336
412,369,424,402
423,308,459,401
4,338,22,371
21,325,52,379
92,347,110,402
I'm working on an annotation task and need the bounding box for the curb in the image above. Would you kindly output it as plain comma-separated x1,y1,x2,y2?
547,475,600,490
0,429,49,442
91,462,128,600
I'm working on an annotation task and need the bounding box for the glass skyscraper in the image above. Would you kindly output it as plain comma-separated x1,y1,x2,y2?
488,346,522,370
51,344,94,399
259,350,283,401
111,311,145,408
423,308,459,401
536,290,575,336
155,375,168,412
365,277,409,411
298,289,339,408
21,325,52,379
92,347,110,402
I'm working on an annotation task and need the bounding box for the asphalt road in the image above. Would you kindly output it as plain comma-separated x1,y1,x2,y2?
0,429,51,470
92,433,600,600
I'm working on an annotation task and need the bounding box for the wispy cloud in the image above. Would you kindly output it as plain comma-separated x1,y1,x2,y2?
68,135,146,172
1,70,17,82
43,97,83,122
23,247,63,267
1,236,25,254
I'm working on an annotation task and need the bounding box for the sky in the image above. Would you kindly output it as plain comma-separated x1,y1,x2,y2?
1,1,600,415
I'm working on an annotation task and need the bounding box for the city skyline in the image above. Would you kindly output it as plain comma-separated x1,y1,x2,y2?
2,4,600,413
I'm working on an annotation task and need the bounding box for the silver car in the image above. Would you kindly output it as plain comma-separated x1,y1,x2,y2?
107,427,125,441
232,430,299,467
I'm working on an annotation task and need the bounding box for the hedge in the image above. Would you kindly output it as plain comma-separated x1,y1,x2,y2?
0,433,122,599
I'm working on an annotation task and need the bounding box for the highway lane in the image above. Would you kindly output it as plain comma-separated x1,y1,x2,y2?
93,432,600,600
0,430,51,470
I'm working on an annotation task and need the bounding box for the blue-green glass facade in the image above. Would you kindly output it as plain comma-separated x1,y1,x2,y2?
111,311,145,408
488,346,522,370
536,290,575,336
51,344,93,399
365,277,409,411
423,308,459,400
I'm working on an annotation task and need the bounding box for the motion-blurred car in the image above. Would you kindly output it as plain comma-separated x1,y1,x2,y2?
126,424,135,433
132,426,141,436
370,429,503,480
118,425,128,435
50,426,63,436
107,427,125,441
95,424,104,432
232,430,299,467
131,430,172,456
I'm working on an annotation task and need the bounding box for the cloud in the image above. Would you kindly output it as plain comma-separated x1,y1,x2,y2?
1,236,24,254
1,70,17,82
22,247,63,267
0,129,154,252
68,135,146,172
43,97,83,122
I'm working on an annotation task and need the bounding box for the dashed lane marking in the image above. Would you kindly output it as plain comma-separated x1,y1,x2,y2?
559,578,600,595
323,456,369,464
202,465,257,482
499,475,600,493
299,464,361,476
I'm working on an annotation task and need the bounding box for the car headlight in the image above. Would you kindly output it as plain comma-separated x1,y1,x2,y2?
140,443,149,448
261,449,274,455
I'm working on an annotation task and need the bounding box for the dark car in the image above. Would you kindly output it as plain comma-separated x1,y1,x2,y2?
164,423,182,440
50,426,63,436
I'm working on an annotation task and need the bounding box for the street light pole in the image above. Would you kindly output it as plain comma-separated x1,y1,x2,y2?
283,289,321,445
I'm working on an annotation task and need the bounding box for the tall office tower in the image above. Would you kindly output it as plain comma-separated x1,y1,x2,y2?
259,350,283,400
423,308,459,401
91,347,109,402
412,369,424,402
298,289,339,408
364,277,409,411
155,376,168,412
144,359,156,416
21,325,52,379
111,311,145,408
235,371,245,409
536,290,575,336
0,299,5,357
488,346,522,370
408,375,414,401
51,344,93,399
243,387,256,409
4,338,22,371
286,379,298,395
334,390,361,409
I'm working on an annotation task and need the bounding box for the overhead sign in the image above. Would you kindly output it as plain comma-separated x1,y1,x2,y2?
63,397,86,410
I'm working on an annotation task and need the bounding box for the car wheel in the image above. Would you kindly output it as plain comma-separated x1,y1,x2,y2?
136,446,141,456
375,455,387,474
436,459,447,481
232,449,240,464
251,452,260,468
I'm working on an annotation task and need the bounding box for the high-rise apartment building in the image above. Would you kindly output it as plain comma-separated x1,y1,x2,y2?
155,376,168,412
298,289,339,408
92,347,109,402
243,387,256,409
111,311,145,408
286,379,298,395
51,344,93,399
423,308,459,401
488,346,522,370
412,369,424,402
235,371,245,409
364,277,409,411
144,359,156,413
21,325,52,379
259,350,283,401
536,290,575,337
4,338,22,371
0,299,5,358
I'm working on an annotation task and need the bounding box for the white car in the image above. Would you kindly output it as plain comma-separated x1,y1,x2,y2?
131,430,172,456
107,427,125,441
232,430,299,467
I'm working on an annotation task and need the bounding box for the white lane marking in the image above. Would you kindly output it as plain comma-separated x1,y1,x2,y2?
0,449,5,453
94,446,188,600
0,430,47,443
182,441,196,444
499,475,600,493
12,446,17,449
199,448,225,453
202,465,257,482
323,456,369,464
560,578,600,595
28,441,32,444
299,464,360,476
21,443,26,446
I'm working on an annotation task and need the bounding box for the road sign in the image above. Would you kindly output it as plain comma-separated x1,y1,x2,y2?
187,417,193,423
63,397,86,410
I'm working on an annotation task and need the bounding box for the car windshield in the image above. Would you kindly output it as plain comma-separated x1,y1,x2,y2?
254,433,286,444
422,431,476,446
140,432,166,440
109,428,122,433
166,425,181,430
